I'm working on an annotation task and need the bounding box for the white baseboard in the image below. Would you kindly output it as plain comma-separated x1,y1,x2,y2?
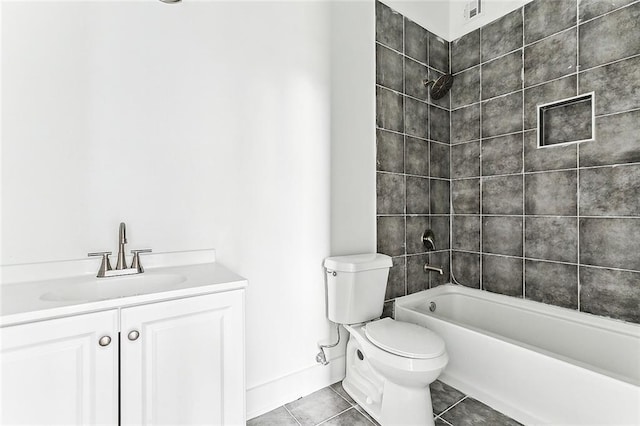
246,355,346,421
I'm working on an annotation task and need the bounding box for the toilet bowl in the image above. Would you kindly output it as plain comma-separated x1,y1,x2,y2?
323,254,448,425
342,318,448,425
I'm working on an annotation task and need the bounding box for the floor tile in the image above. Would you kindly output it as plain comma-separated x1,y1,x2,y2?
285,387,351,426
330,382,356,405
321,407,373,426
441,397,523,426
430,380,466,415
355,405,380,426
247,406,299,426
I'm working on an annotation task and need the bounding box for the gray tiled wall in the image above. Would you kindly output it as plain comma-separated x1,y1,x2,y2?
375,1,451,312
449,0,640,323
376,0,640,324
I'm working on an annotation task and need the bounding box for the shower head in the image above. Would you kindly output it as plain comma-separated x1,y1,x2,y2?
423,74,454,100
159,0,181,3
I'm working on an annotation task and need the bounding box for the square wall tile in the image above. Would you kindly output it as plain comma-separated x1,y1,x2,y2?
430,142,450,179
386,256,406,300
405,136,429,177
377,172,405,214
451,29,480,74
451,141,480,178
376,44,403,92
580,266,640,323
481,8,524,62
579,2,640,69
430,179,450,215
428,32,450,73
376,86,404,132
482,91,523,138
525,260,578,309
524,130,577,172
382,300,394,318
377,129,404,173
481,50,523,100
406,215,430,254
452,251,481,288
453,215,481,252
404,97,429,139
451,103,480,143
377,216,405,256
430,106,450,144
524,0,576,44
525,170,577,215
579,109,640,167
579,55,640,116
406,176,430,214
524,28,577,87
452,178,480,214
451,66,480,109
525,216,578,263
482,175,524,215
482,255,524,297
579,164,640,216
431,216,451,251
407,253,430,294
483,216,523,257
404,18,428,64
376,1,403,51
482,133,523,176
580,218,640,271
405,57,429,101
523,75,577,130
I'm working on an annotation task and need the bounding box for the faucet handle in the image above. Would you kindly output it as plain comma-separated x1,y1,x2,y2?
88,252,113,277
130,249,152,273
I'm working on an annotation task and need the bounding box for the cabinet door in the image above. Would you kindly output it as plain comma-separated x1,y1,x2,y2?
120,290,245,426
0,310,119,425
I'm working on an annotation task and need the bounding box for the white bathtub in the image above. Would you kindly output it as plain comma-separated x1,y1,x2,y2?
395,284,640,425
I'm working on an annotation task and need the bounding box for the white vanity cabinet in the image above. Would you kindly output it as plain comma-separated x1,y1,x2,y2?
120,290,245,425
0,310,119,425
1,289,245,426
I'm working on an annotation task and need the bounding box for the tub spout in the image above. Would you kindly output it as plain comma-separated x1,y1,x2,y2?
424,264,444,275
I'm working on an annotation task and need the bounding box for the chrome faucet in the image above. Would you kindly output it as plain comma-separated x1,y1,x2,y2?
116,222,128,270
88,222,152,278
424,264,444,275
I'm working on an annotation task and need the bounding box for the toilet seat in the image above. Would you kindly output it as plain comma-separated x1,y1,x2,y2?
364,318,445,359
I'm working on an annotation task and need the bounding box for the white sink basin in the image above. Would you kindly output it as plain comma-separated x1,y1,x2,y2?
40,273,187,302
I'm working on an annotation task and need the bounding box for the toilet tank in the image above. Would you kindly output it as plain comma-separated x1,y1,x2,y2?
324,253,392,325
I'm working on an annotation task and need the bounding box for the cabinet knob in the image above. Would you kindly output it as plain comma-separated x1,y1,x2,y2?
98,335,112,347
128,330,140,341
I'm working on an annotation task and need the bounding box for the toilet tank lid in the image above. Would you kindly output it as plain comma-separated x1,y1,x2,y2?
324,253,392,272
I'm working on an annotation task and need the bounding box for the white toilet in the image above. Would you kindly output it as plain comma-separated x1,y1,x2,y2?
324,253,448,426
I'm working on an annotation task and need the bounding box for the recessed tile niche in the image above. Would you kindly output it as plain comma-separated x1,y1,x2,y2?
537,93,595,147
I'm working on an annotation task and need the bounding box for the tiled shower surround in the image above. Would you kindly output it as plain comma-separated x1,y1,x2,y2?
376,0,640,324
375,0,452,311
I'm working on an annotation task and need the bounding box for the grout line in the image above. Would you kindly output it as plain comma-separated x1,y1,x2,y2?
521,8,526,300
577,0,640,25
437,395,468,419
283,404,303,426
450,55,640,113
328,384,356,407
478,23,484,291
447,249,640,275
315,406,355,426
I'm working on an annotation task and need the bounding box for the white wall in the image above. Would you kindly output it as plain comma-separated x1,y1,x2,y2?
330,1,377,256
448,0,534,41
384,0,450,40
1,0,375,417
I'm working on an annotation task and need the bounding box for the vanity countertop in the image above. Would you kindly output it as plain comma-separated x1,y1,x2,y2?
0,250,247,327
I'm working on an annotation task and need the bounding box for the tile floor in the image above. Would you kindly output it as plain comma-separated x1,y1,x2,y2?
248,380,522,426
